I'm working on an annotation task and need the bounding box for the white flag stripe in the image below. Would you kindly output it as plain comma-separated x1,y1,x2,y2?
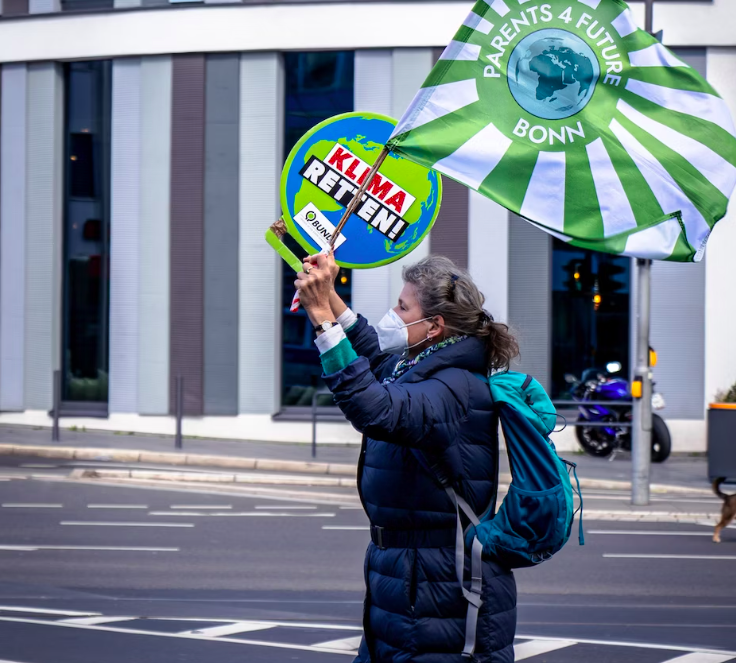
487,0,510,17
629,43,689,68
525,218,572,243
623,217,681,260
520,151,566,233
515,639,576,660
611,8,638,38
617,99,736,198
433,122,512,190
390,79,479,139
439,41,481,62
626,78,736,138
586,138,638,237
577,0,601,9
462,11,493,35
657,654,736,663
610,118,710,255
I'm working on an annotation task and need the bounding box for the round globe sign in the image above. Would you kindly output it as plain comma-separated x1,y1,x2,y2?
507,28,600,121
280,112,442,269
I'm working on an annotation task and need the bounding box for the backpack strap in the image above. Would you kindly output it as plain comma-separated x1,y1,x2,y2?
445,484,484,658
412,447,485,658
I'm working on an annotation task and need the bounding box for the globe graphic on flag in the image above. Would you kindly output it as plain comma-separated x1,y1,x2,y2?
507,28,600,121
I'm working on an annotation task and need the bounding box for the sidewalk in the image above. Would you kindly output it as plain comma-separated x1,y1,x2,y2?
0,424,713,493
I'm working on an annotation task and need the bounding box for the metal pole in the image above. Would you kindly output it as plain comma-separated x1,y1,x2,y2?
311,389,318,459
632,0,656,507
632,259,653,505
175,376,183,450
52,370,61,443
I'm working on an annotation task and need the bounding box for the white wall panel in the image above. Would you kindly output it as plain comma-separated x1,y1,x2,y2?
109,58,141,413
469,192,509,325
0,3,670,64
389,48,432,305
705,48,736,405
351,49,392,327
24,63,63,410
0,64,26,410
239,52,282,414
29,0,59,12
138,56,171,415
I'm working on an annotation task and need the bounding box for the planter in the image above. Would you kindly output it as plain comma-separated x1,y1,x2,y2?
708,404,736,480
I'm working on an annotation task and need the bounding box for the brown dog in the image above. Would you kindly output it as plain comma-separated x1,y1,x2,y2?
712,478,736,543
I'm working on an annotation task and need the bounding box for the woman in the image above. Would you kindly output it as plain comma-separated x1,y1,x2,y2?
295,251,519,662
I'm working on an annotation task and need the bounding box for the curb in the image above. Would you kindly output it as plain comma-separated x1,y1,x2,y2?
73,468,358,488
0,444,355,477
0,443,714,496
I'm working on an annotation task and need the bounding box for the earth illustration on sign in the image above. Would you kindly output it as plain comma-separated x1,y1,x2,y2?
507,28,600,121
281,112,442,269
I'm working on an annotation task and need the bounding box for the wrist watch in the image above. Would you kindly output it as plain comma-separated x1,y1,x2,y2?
314,320,338,333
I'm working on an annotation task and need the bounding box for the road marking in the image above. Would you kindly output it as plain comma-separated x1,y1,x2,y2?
170,505,232,510
147,511,335,518
516,634,736,656
19,463,58,468
0,545,179,552
255,505,316,510
2,503,63,508
660,654,736,663
514,639,576,660
339,506,363,510
590,530,714,537
154,617,363,631
323,526,369,531
0,616,357,655
61,616,137,625
60,521,194,528
311,635,362,651
0,606,102,617
87,504,149,510
604,554,736,560
179,621,276,636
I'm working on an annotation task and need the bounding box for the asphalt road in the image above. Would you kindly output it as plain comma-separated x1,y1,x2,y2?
0,463,734,662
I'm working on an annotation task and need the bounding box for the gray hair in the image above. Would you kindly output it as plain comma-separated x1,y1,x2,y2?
402,255,519,371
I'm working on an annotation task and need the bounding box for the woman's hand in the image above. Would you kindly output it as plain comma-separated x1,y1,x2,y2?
295,252,336,325
303,250,339,286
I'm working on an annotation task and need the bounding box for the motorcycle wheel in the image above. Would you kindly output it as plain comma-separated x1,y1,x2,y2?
575,417,616,457
651,414,672,463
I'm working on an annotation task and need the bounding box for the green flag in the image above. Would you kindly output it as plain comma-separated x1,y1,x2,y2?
387,0,736,262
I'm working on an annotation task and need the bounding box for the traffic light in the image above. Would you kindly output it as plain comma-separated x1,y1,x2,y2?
597,260,627,295
563,259,585,292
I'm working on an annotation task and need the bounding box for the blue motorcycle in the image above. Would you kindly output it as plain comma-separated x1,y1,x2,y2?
565,363,672,463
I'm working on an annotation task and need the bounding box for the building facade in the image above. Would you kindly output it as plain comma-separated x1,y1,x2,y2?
0,0,733,451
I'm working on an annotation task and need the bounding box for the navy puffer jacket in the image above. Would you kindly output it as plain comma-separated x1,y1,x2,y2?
323,316,517,663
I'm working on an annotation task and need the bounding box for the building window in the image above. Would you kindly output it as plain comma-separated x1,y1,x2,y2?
62,61,112,405
551,239,631,399
61,0,114,11
281,51,354,408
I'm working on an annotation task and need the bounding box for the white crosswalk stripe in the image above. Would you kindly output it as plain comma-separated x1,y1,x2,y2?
179,621,276,637
514,639,576,660
311,635,362,652
659,655,736,663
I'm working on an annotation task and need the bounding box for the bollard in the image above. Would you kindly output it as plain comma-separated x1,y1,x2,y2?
52,370,61,443
175,375,183,450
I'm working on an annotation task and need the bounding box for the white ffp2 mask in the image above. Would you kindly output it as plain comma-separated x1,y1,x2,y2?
375,309,431,355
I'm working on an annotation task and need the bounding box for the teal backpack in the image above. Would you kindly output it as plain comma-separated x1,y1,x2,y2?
414,371,583,658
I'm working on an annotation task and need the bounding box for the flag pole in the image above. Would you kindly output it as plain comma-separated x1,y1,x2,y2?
632,0,656,507
329,145,391,249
